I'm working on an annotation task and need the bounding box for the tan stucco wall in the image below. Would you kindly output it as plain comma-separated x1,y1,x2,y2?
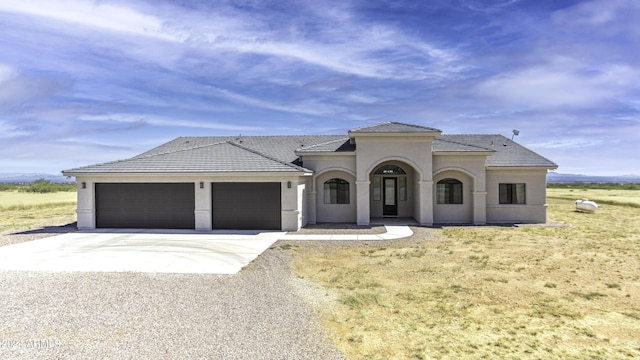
486,168,549,223
432,169,473,224
300,154,356,175
73,173,308,231
314,170,357,223
352,135,435,225
433,154,489,224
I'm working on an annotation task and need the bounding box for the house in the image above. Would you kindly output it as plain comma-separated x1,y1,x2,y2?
62,122,557,231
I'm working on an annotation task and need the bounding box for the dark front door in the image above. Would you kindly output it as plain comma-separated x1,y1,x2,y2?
383,177,398,216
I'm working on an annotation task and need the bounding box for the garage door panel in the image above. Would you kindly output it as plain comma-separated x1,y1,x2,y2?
211,183,281,230
96,183,195,229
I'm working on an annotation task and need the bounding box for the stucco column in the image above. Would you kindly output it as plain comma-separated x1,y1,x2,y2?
418,180,433,226
473,191,487,225
356,180,370,225
281,180,303,231
76,179,95,229
194,181,212,230
307,190,317,224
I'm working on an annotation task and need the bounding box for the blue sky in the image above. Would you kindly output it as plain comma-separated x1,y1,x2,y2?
0,0,638,176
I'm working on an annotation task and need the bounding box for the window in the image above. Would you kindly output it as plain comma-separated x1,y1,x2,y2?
374,165,406,175
436,178,463,204
373,177,381,201
399,177,407,201
499,183,526,204
324,178,350,204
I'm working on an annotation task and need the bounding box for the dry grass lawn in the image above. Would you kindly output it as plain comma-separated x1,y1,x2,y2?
0,190,77,234
292,190,640,359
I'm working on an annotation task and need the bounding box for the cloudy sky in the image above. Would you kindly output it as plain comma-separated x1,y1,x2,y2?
1,0,638,176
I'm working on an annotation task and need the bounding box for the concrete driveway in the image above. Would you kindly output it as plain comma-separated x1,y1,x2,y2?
0,229,284,274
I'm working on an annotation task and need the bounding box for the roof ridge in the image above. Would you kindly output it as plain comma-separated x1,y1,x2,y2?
349,121,392,132
227,141,311,172
133,140,230,159
297,137,350,151
388,121,439,131
349,121,441,133
435,137,495,152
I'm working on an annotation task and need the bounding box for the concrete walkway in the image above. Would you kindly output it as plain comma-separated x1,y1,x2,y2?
280,225,413,241
0,225,413,274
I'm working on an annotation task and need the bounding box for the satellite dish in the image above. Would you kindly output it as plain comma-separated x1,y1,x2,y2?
511,129,520,140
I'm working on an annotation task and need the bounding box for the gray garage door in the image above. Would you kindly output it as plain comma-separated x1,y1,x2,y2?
211,183,281,230
96,183,195,229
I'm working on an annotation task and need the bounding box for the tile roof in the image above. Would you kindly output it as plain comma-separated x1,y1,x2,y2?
63,141,313,174
63,123,557,174
349,121,441,134
436,134,557,168
138,135,346,163
295,137,355,153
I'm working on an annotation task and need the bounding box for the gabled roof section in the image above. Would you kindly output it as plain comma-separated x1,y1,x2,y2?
295,137,355,153
137,135,346,163
433,137,495,153
63,141,312,174
349,121,441,134
436,134,558,168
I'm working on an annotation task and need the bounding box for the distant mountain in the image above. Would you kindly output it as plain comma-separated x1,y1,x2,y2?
547,172,640,184
0,173,73,184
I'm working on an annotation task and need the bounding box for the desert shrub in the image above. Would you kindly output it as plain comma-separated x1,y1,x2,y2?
18,179,76,193
0,184,19,191
548,183,640,190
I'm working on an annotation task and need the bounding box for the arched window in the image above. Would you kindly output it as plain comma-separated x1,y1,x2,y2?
324,178,350,204
437,178,463,204
374,165,406,175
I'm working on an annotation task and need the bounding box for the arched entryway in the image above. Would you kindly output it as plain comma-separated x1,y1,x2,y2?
369,161,416,219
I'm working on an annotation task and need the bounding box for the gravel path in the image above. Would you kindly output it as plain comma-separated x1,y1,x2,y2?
0,242,346,359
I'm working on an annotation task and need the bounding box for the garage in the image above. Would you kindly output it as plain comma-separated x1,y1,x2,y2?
95,183,195,229
211,183,281,230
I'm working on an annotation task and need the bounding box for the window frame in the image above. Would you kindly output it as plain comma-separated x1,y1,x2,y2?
499,183,526,204
436,178,463,204
323,178,350,204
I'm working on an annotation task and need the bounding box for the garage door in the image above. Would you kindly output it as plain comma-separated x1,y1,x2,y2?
96,183,195,229
211,183,281,230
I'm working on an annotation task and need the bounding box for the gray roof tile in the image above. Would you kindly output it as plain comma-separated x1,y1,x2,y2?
64,141,312,174
436,134,557,168
63,123,557,174
295,137,355,153
349,121,441,134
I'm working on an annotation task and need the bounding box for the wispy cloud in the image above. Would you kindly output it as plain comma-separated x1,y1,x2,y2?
474,60,637,108
79,113,263,132
0,0,177,41
0,0,638,175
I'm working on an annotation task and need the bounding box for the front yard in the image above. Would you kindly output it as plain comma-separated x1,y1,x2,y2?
292,190,640,359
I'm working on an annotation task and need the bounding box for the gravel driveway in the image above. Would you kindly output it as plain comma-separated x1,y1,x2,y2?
0,242,345,359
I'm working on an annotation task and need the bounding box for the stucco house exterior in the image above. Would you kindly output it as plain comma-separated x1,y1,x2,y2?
62,122,557,231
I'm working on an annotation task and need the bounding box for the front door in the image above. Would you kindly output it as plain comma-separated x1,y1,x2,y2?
383,177,398,216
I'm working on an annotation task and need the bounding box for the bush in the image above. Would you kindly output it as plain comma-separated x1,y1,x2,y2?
0,183,19,191
18,179,76,193
548,183,640,190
